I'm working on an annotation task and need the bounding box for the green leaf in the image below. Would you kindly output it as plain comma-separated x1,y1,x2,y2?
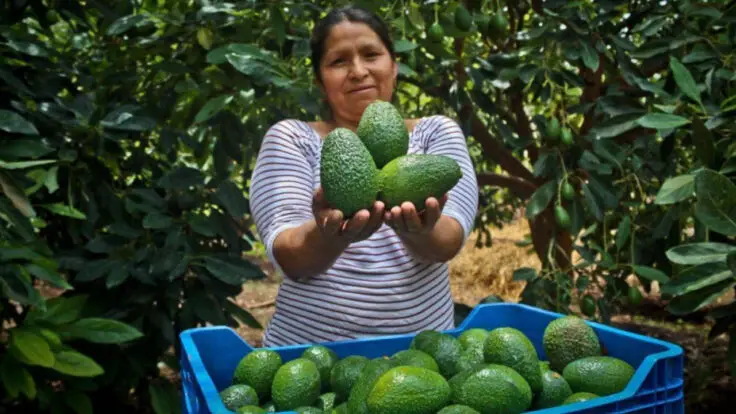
26,264,72,290
525,181,556,219
214,181,249,217
106,14,151,36
52,351,104,377
666,242,736,265
157,167,205,190
582,183,603,221
223,299,262,329
654,174,695,205
615,216,631,250
636,113,691,129
149,381,181,414
669,56,702,105
0,170,36,217
580,39,599,71
61,318,144,344
45,166,59,193
38,203,87,219
0,159,56,169
41,295,88,325
513,267,538,281
590,113,642,139
194,95,233,123
106,266,129,289
0,139,54,159
728,252,736,277
661,262,733,296
692,117,714,168
667,278,735,315
633,265,670,283
143,212,173,229
203,257,253,285
694,169,736,236
64,390,93,414
1,357,36,399
0,110,39,135
75,259,115,282
394,39,418,53
10,329,55,368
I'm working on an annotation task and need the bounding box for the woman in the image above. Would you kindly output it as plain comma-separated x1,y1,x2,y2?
249,6,479,347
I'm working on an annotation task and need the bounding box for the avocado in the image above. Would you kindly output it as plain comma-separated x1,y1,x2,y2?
562,182,576,200
235,406,267,414
233,349,283,402
330,355,369,403
391,349,440,373
320,127,379,217
428,22,445,42
563,392,599,405
437,405,480,414
366,366,451,414
554,205,571,230
356,100,409,169
562,356,635,396
451,364,532,414
533,370,573,409
301,345,339,392
271,358,322,411
454,5,473,32
378,154,462,211
542,315,602,372
316,392,336,411
410,332,463,379
219,384,259,412
458,328,489,352
483,327,543,394
454,346,485,374
346,358,399,414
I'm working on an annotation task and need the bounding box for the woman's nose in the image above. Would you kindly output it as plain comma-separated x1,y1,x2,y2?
350,58,369,78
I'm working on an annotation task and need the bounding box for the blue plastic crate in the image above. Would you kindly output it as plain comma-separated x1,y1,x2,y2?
180,303,684,414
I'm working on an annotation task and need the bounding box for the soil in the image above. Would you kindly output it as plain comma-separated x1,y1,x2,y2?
233,219,734,414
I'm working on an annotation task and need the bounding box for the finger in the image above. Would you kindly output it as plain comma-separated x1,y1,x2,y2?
438,193,449,209
389,206,407,233
342,209,370,238
401,202,422,233
324,210,343,236
424,197,442,228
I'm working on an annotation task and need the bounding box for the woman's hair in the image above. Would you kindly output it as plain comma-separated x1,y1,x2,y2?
309,6,396,83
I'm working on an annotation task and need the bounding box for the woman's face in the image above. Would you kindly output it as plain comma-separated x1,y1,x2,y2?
317,20,398,124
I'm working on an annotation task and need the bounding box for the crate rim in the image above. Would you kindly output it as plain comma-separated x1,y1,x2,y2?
180,302,684,414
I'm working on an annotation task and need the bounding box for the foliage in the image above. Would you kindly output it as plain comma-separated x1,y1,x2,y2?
1,1,276,412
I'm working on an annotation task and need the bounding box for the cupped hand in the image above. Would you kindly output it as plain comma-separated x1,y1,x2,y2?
384,194,449,236
312,187,385,245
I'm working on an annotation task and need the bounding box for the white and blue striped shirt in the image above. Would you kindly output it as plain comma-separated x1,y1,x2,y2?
249,115,479,347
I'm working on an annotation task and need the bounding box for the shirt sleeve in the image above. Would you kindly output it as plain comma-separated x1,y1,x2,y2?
422,115,479,243
249,120,315,278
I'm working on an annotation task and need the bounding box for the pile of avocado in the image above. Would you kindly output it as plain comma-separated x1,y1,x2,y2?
217,315,636,413
320,100,463,217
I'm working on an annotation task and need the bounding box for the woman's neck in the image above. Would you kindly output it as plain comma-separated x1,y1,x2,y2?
325,116,359,133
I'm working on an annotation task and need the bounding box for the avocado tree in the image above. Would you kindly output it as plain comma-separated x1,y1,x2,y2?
381,0,735,320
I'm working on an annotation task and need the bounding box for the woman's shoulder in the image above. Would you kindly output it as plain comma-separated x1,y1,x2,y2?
264,119,320,141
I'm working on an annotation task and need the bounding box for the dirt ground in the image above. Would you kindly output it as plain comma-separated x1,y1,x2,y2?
234,219,734,414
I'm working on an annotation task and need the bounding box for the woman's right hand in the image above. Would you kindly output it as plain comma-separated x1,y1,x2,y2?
312,187,385,246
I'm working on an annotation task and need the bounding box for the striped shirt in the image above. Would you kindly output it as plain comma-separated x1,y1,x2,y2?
249,115,479,347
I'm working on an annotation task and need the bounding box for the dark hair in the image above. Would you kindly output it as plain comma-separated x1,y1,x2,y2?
310,6,396,83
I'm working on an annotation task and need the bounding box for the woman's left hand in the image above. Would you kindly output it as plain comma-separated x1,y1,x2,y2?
384,194,449,236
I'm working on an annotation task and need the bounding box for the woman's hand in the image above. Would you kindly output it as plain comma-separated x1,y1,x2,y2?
312,187,386,245
384,194,449,236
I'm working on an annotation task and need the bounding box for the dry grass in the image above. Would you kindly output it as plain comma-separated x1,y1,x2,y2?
449,220,539,306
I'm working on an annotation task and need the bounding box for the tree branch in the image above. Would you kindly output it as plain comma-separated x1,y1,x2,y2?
477,172,537,199
508,86,538,165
